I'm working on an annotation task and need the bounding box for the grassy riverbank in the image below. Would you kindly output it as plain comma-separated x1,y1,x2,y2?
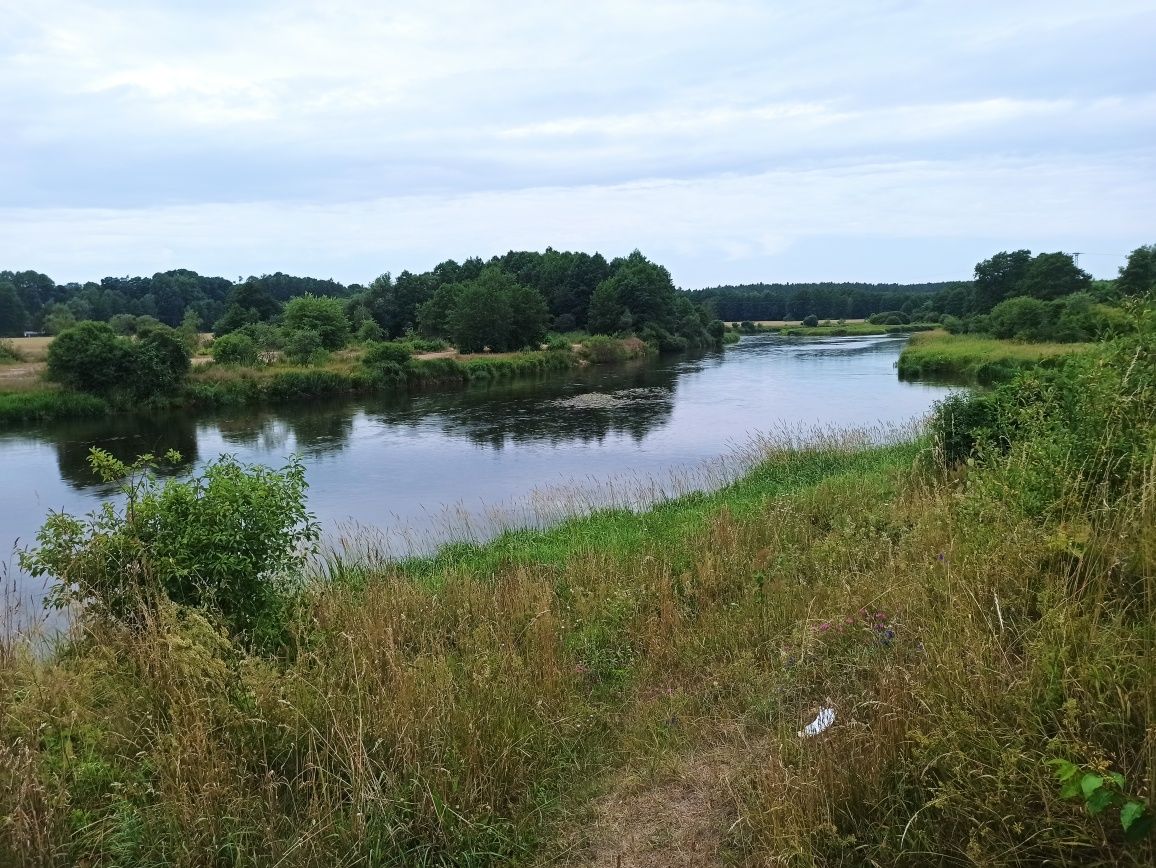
898,330,1090,383
730,322,937,338
2,321,1153,866
0,338,652,426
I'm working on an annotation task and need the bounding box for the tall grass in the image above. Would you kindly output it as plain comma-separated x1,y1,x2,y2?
0,390,110,425
1,327,1152,866
898,330,1089,383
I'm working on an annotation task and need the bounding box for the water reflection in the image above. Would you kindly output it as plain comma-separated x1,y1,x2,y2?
49,415,200,491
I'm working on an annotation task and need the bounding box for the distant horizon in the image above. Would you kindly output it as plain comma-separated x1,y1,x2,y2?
4,244,1127,292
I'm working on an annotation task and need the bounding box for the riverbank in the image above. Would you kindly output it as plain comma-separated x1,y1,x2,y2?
897,330,1090,383
2,327,1152,865
730,321,937,338
0,338,653,427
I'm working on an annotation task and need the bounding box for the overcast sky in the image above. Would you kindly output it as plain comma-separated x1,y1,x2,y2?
1,0,1152,287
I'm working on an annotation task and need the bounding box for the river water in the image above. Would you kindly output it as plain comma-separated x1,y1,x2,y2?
1,334,954,612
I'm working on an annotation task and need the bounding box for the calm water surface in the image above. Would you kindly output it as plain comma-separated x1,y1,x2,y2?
1,334,954,608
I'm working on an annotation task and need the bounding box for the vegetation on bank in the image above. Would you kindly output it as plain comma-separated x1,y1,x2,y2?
898,330,1092,383
0,335,654,426
2,311,1153,865
728,318,938,337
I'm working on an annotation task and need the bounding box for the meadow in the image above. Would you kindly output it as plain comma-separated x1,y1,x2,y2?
897,330,1090,383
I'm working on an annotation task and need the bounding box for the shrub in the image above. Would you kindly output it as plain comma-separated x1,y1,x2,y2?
356,320,385,343
362,341,413,367
19,449,319,648
930,390,1005,466
134,326,192,396
282,329,325,365
802,314,819,327
211,332,259,366
0,339,20,363
46,321,135,397
580,334,627,364
281,294,351,350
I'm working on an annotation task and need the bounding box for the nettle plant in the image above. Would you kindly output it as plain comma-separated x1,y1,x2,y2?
21,448,319,649
1047,759,1152,841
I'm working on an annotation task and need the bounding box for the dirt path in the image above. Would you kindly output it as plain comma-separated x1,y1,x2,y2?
547,746,746,868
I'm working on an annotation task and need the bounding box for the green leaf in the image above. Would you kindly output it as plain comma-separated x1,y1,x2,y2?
1108,772,1125,789
1047,759,1079,782
1080,774,1104,798
1086,788,1113,816
1120,801,1146,832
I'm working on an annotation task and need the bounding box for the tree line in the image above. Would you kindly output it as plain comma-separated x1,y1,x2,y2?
694,246,1154,330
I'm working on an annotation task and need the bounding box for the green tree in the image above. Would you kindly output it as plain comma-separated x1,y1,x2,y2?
974,250,1033,312
0,281,28,336
449,270,514,353
1116,244,1155,296
214,281,281,334
42,303,77,335
417,282,464,338
281,294,350,350
46,321,135,396
1019,252,1092,301
134,326,192,394
587,281,627,334
506,282,551,349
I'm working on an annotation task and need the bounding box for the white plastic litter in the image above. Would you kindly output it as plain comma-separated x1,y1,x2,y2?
798,706,836,737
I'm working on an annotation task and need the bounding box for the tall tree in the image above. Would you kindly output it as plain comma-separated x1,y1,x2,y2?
1117,244,1156,296
0,282,28,336
1018,252,1092,301
973,250,1033,312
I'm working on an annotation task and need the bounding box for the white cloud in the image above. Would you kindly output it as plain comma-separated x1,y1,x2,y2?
0,0,1153,281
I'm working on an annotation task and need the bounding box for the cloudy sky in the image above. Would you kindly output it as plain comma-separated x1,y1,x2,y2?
1,0,1152,287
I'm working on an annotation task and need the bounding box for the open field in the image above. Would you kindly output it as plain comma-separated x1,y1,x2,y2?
2,335,53,362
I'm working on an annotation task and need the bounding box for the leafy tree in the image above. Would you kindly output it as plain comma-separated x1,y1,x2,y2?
449,269,515,353
42,303,77,335
134,326,192,395
211,332,259,366
108,313,138,335
214,281,281,335
506,281,551,349
20,449,319,647
0,281,27,336
1116,244,1155,296
587,281,627,334
281,294,350,350
1019,252,1092,301
974,250,1033,312
46,321,135,396
416,282,464,338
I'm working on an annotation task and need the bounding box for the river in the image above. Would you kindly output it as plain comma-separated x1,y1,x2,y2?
1,334,954,614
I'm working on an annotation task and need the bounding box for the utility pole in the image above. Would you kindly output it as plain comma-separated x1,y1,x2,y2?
1070,252,1082,267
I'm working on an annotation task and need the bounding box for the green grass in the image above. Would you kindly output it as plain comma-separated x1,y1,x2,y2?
0,389,110,424
898,330,1090,383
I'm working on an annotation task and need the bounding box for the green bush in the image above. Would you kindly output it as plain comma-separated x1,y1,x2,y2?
362,340,413,367
580,334,627,364
0,339,20,363
281,294,350,350
802,314,819,327
20,449,320,648
282,329,326,365
47,322,191,401
210,332,259,366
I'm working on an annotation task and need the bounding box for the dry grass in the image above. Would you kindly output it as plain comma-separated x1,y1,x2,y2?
4,335,53,362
